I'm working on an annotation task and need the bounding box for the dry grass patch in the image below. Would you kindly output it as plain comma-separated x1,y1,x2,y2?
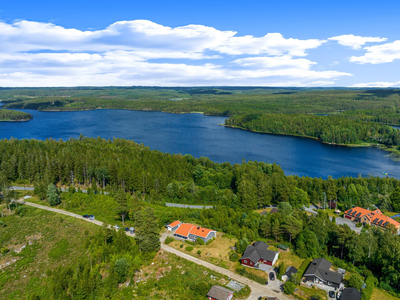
371,288,399,300
297,285,328,300
275,250,305,269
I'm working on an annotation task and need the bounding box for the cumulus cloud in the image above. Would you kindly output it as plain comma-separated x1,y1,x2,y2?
328,34,387,50
349,40,400,64
0,19,350,86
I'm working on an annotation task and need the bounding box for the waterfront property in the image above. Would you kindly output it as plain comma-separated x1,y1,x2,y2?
206,285,234,300
240,241,279,268
173,223,216,243
303,258,343,291
344,207,400,232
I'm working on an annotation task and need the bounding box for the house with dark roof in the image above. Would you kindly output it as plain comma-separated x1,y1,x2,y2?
304,258,343,290
270,207,279,214
341,287,361,300
174,223,216,243
344,207,400,232
281,266,297,281
206,285,234,300
241,241,279,267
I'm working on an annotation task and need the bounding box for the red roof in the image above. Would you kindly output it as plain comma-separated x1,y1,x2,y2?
345,207,399,229
174,223,216,238
168,220,181,228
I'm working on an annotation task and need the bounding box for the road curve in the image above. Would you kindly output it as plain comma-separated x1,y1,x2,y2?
16,200,289,300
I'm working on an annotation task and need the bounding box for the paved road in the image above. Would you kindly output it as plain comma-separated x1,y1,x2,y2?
16,199,289,300
12,186,211,210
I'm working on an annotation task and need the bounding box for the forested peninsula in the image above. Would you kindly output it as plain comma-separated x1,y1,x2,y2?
0,109,32,121
224,113,400,149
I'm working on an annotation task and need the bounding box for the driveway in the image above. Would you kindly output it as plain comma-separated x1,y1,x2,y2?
331,216,362,234
16,200,290,300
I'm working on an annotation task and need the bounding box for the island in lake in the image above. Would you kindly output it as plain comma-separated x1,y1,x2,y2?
0,109,33,122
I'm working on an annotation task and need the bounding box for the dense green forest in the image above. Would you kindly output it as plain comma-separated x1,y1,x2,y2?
1,137,400,210
2,87,400,120
0,109,32,121
225,113,400,146
2,137,400,298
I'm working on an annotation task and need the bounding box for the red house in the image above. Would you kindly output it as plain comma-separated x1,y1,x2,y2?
241,241,279,267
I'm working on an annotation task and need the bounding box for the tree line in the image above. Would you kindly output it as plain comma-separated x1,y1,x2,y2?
0,109,32,121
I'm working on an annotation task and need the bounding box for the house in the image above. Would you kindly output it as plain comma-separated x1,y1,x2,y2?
341,288,361,300
165,220,181,231
344,207,400,232
241,241,279,267
174,223,216,243
304,258,343,290
281,266,297,281
206,285,234,300
270,207,279,214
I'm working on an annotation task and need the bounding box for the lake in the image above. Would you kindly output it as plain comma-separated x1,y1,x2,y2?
1,106,400,179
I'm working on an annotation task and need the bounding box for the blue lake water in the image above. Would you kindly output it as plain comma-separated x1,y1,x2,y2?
1,106,400,179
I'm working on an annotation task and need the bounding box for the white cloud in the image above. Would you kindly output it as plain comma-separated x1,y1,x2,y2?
0,19,350,86
328,34,387,50
350,81,400,88
349,40,400,64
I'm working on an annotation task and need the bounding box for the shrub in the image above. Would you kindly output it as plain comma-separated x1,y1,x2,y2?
196,238,205,245
309,295,322,300
185,240,196,245
283,281,296,295
115,258,129,283
361,275,377,300
347,273,364,290
165,236,174,245
197,250,201,255
229,253,239,262
180,244,184,248
206,238,215,245
185,246,194,252
356,223,362,227
298,258,312,276
1,247,9,255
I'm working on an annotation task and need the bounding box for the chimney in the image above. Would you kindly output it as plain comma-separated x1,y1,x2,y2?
197,226,200,229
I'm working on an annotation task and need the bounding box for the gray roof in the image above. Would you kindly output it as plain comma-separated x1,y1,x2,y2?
270,208,279,213
284,266,298,277
341,288,361,300
241,241,278,263
206,285,234,300
304,258,343,285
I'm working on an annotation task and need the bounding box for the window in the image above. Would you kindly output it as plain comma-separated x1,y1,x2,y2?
244,260,247,263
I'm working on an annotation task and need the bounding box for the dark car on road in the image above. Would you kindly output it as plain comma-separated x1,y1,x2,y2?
124,227,129,231
328,291,336,298
83,214,89,218
269,272,275,281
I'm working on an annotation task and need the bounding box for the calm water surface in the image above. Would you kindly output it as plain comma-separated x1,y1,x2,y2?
1,107,399,179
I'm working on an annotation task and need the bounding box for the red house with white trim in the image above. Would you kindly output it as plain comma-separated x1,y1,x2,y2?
241,241,279,267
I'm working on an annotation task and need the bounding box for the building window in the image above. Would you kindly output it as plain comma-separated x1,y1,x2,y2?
244,260,247,263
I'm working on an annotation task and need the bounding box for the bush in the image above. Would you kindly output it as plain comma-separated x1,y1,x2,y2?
298,258,312,276
197,250,201,255
185,246,194,252
165,236,174,245
356,222,362,227
1,247,9,255
115,258,130,283
196,238,205,245
283,281,296,295
309,295,322,300
206,238,215,245
347,273,364,290
180,244,184,248
361,275,377,300
185,240,196,245
229,253,240,262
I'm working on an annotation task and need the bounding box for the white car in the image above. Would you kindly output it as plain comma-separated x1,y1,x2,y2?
114,225,121,230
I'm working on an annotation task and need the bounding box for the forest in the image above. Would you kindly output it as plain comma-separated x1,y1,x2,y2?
225,113,400,147
0,109,32,121
2,137,400,298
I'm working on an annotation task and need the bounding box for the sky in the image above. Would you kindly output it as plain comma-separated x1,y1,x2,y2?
1,0,400,87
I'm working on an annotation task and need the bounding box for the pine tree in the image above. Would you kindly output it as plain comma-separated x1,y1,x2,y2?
134,207,160,253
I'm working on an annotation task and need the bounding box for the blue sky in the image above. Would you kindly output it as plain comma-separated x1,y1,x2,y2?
1,0,400,87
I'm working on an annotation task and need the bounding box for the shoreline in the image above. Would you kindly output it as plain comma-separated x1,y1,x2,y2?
220,123,400,157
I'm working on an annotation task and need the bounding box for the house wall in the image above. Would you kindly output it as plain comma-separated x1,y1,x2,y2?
174,233,188,239
241,259,255,267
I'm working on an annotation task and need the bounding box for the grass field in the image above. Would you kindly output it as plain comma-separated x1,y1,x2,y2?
296,286,328,300
371,288,400,300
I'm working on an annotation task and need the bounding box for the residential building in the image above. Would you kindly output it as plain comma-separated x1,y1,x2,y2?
165,220,181,231
240,241,279,267
344,207,400,232
206,285,234,300
174,223,216,243
282,266,297,281
304,258,343,290
341,287,361,300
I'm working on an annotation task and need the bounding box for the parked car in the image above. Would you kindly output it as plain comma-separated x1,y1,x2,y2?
124,227,129,232
264,281,268,285
328,291,336,298
269,272,275,281
114,225,120,230
83,214,89,218
89,215,95,220
129,227,135,234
